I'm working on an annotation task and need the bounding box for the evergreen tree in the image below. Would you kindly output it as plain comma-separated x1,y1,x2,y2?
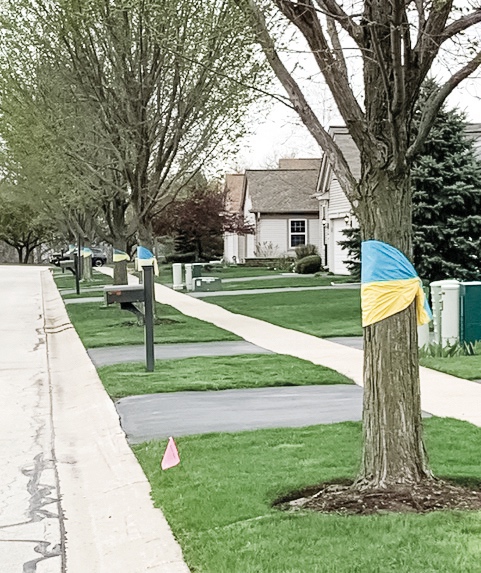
340,93,481,284
412,101,481,282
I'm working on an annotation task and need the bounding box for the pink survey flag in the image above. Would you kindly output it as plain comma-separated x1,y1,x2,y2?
161,437,180,470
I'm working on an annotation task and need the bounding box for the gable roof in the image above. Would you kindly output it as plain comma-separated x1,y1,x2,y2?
316,126,361,195
244,169,319,213
317,123,481,195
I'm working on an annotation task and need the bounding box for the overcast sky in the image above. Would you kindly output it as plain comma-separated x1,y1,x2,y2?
230,77,481,171
228,3,481,173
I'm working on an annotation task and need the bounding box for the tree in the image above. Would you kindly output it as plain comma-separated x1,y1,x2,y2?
412,91,481,283
1,0,267,248
152,178,254,261
0,189,55,263
239,0,481,491
340,92,481,284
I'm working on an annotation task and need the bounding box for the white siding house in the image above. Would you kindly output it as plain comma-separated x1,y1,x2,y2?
316,123,481,276
315,127,361,275
223,159,321,263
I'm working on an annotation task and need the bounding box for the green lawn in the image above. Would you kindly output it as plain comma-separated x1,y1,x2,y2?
52,268,113,290
420,355,481,380
65,301,240,348
207,289,362,338
98,354,353,399
220,276,356,291
156,265,280,285
63,290,106,299
134,417,481,573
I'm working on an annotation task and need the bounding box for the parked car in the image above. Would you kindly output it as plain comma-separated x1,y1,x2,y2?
49,247,107,267
91,247,108,267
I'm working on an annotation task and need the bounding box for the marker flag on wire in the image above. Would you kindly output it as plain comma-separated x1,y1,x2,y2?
361,240,432,327
135,245,159,276
113,249,130,262
161,437,180,470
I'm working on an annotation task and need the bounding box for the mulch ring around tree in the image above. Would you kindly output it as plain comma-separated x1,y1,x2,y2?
274,478,481,515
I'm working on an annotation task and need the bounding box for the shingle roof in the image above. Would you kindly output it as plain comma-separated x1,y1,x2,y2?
244,169,319,213
316,126,361,194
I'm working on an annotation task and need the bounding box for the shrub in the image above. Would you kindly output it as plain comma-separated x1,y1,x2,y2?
295,254,322,274
165,251,196,263
295,243,318,259
274,254,295,271
254,241,281,258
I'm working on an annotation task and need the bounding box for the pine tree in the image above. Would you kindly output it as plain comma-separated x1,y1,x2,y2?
412,96,481,282
340,91,481,284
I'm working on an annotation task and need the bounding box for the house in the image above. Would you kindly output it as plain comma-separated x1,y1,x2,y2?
223,159,321,263
315,126,360,275
316,123,481,276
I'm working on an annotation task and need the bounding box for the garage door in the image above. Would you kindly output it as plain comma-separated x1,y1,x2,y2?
330,218,350,275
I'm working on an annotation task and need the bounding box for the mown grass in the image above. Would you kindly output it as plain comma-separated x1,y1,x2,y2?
420,355,481,380
65,301,240,348
52,268,113,290
156,265,280,285
97,354,353,399
62,290,106,299
220,276,356,291
207,289,362,338
134,417,481,573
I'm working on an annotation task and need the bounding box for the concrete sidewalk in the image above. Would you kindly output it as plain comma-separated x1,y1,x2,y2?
0,265,189,573
98,266,481,426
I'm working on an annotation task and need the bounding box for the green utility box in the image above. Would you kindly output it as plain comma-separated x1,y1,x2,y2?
459,282,481,344
192,263,203,278
193,277,222,292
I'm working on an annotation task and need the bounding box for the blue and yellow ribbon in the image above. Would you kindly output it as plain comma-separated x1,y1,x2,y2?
113,249,130,262
361,240,432,327
135,246,159,275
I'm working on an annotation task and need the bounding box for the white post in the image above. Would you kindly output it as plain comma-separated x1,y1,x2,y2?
185,264,193,291
172,263,183,290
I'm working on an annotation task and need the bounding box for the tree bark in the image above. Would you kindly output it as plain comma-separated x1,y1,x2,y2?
355,166,433,488
113,238,129,285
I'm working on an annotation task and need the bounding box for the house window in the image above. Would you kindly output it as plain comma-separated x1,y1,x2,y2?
289,219,307,247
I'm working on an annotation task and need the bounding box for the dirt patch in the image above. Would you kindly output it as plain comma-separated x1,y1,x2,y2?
275,478,481,515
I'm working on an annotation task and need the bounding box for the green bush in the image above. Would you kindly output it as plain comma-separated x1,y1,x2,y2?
274,254,295,271
165,252,196,263
295,254,322,274
294,243,318,259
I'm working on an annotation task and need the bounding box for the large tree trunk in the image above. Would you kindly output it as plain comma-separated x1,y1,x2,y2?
82,255,93,281
355,167,433,488
113,238,129,285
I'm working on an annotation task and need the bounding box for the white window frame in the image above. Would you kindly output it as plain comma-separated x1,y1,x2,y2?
289,218,307,248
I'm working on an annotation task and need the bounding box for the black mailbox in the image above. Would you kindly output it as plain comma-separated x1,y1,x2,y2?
104,284,145,305
59,259,77,277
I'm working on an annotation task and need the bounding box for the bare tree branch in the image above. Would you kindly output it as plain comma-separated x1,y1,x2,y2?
408,50,481,160
238,0,360,199
314,0,364,45
440,8,481,43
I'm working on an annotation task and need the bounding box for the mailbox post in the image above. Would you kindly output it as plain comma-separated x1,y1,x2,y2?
103,274,155,372
143,265,155,372
73,253,80,295
59,257,80,295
